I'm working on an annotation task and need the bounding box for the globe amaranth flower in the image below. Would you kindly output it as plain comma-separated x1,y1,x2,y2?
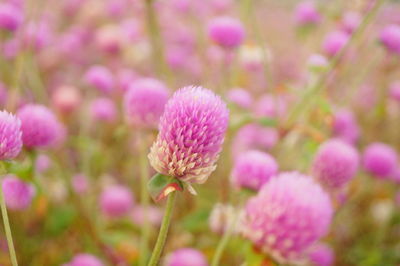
124,78,170,128
208,16,245,49
332,109,360,144
322,31,349,57
17,104,66,148
100,185,134,217
84,65,114,94
379,24,400,54
2,175,35,210
312,139,359,190
226,88,253,109
0,3,23,32
165,248,208,266
363,142,398,179
64,253,104,266
242,172,333,264
148,86,229,184
52,85,81,114
89,97,117,123
0,110,22,160
308,243,334,266
231,123,279,158
231,150,278,191
294,1,321,26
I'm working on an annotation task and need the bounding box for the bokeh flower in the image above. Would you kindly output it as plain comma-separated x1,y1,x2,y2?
165,248,208,266
17,104,65,148
208,16,245,49
124,78,170,128
89,97,117,123
149,86,229,184
2,175,35,210
312,139,359,190
242,172,333,263
0,110,22,160
231,150,278,191
64,253,104,266
363,143,398,179
84,65,114,94
308,243,334,266
100,185,134,217
294,1,321,26
379,24,400,54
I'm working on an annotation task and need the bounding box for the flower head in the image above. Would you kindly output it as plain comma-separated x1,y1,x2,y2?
379,24,400,54
100,185,134,217
363,143,398,178
124,78,170,128
226,88,253,109
312,139,359,189
165,248,208,266
0,110,22,160
84,65,114,94
17,104,65,148
208,16,245,49
322,31,349,57
2,175,35,210
231,150,278,191
332,109,360,144
308,243,334,266
242,172,333,263
295,1,321,26
0,3,23,32
89,97,117,123
148,86,229,184
64,253,104,266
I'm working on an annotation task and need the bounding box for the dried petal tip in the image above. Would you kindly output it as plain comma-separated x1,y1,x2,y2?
0,110,22,160
148,86,229,185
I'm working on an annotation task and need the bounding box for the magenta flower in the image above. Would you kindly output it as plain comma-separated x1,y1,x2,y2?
17,104,65,148
226,88,253,109
165,248,208,266
0,110,22,160
0,3,23,32
64,253,104,266
341,12,361,34
124,78,170,128
242,172,333,263
254,94,287,119
294,1,321,26
231,150,278,191
84,65,114,94
2,175,35,210
208,16,245,49
322,31,349,57
100,185,134,217
308,243,334,266
148,86,229,184
312,139,359,190
231,123,279,158
379,24,400,54
363,143,398,179
332,109,360,144
89,97,117,123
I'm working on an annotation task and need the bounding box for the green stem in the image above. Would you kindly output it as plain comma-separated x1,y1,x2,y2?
211,224,233,266
147,191,177,266
139,131,151,266
0,164,18,266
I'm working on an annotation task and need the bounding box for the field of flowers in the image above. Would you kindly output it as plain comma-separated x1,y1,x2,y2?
0,0,399,265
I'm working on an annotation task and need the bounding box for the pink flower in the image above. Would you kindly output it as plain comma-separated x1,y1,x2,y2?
0,110,22,160
149,86,229,184
363,143,398,179
2,175,35,210
64,253,104,266
100,185,134,217
165,248,208,266
84,65,114,94
322,31,349,57
379,24,400,54
295,1,321,26
89,97,117,123
208,16,245,49
243,172,333,263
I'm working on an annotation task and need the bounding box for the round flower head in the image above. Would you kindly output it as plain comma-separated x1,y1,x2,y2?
308,243,334,266
332,109,360,144
35,154,51,173
131,205,163,227
208,16,245,49
312,139,359,189
165,248,208,266
124,78,170,128
100,185,134,217
232,123,278,158
89,97,117,123
65,253,104,266
226,88,253,109
17,104,65,148
231,150,278,191
322,31,349,57
0,111,22,160
2,175,35,210
0,3,23,32
389,81,400,102
341,12,361,34
379,24,400,54
84,65,114,94
242,172,333,263
254,94,287,119
363,143,398,178
148,86,229,184
294,1,321,26
52,85,81,114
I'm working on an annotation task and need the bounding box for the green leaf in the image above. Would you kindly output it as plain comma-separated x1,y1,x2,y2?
147,173,183,202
